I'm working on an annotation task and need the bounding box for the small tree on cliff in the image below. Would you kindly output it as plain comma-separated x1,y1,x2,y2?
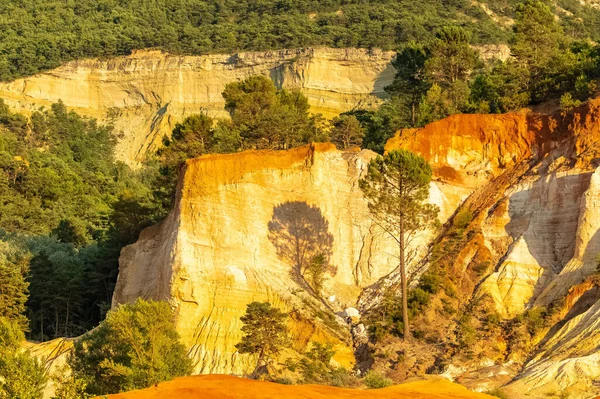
69,299,192,395
329,115,364,149
235,301,288,377
306,254,327,298
359,150,439,339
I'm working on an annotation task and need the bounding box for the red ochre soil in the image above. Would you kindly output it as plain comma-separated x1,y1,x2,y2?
103,375,497,399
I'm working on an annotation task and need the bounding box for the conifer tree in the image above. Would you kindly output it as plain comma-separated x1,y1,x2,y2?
329,115,364,149
235,301,288,377
359,150,438,339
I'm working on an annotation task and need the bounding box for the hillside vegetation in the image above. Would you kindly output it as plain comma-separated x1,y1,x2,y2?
1,0,600,81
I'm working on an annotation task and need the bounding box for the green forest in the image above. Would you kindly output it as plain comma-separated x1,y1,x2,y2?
1,0,600,81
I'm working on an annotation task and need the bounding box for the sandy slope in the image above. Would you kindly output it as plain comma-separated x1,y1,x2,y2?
103,375,497,399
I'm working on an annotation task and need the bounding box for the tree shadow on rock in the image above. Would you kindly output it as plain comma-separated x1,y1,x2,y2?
267,201,335,295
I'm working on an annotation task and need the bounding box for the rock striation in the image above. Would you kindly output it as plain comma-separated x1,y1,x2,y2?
0,48,395,164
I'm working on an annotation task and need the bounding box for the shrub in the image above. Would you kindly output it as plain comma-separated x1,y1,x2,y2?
408,288,431,316
454,209,474,230
329,367,360,388
519,307,548,336
559,93,582,111
457,314,477,348
368,324,388,343
0,317,47,399
288,343,358,388
472,261,490,276
418,272,442,294
69,299,192,396
363,370,393,389
486,388,509,399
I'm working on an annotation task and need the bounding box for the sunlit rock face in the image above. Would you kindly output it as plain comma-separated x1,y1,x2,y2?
112,143,464,374
0,48,395,164
505,297,600,398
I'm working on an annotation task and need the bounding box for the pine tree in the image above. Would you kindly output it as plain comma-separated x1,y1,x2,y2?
235,302,288,377
0,240,29,331
426,26,478,87
329,115,365,149
385,42,430,126
359,150,439,339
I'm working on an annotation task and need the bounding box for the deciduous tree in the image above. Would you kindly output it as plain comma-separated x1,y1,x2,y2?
69,299,192,395
0,317,47,399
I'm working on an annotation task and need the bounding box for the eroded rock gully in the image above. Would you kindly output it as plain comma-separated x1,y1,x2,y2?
379,100,600,398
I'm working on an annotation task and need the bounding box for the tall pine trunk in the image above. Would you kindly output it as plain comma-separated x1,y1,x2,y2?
399,214,410,339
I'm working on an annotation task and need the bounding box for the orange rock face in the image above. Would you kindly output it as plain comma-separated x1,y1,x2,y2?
385,113,530,188
385,101,600,188
102,375,496,399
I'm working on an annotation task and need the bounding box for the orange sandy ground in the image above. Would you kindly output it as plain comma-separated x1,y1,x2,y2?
104,375,497,399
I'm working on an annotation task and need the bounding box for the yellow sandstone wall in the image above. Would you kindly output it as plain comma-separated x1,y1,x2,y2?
0,48,395,164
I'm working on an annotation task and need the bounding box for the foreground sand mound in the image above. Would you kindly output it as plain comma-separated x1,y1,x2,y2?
103,375,496,399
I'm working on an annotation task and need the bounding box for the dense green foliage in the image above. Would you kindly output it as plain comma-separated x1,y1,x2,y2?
0,1,528,81
0,241,29,331
69,299,192,396
235,301,288,376
0,101,164,340
0,318,47,399
1,0,599,82
223,76,325,150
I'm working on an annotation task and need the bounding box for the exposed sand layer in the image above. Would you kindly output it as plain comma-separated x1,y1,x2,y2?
103,375,496,399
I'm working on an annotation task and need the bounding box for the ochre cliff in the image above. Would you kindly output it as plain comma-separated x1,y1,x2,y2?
0,48,394,164
384,100,600,398
113,143,466,375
